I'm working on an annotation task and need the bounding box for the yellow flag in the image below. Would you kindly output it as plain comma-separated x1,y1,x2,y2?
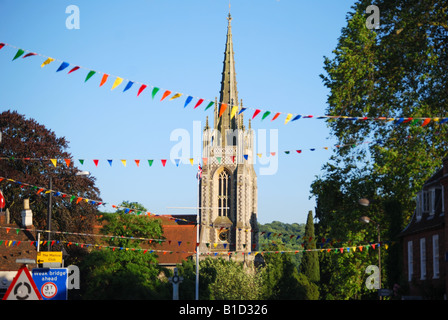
284,113,292,124
50,159,57,167
257,153,262,158
41,57,55,67
169,93,183,100
111,77,123,90
121,159,127,167
230,105,238,119
189,158,194,165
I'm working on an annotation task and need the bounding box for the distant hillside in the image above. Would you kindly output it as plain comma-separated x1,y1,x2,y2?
258,221,306,270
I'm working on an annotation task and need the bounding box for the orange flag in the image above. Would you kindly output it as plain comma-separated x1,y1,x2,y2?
100,74,109,87
219,103,228,117
160,90,172,101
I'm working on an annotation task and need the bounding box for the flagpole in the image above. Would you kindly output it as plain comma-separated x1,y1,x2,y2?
195,162,200,300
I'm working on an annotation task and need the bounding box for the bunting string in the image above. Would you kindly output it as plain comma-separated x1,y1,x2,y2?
0,176,396,243
0,237,386,256
0,137,403,169
1,42,446,126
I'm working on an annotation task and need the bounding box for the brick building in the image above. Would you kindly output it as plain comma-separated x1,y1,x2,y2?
0,200,39,298
400,156,448,299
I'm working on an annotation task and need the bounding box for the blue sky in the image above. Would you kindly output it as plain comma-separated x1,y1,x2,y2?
0,0,357,224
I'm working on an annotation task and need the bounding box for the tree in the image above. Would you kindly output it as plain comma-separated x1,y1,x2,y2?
0,110,101,252
262,247,319,300
77,201,170,300
300,211,320,283
313,0,448,298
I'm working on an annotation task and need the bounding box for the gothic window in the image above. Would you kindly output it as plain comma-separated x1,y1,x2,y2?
218,170,230,217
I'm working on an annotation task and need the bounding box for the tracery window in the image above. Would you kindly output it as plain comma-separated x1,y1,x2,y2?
218,170,230,217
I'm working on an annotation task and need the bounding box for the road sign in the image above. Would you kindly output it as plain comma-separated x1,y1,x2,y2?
32,268,68,300
37,251,62,264
378,288,393,296
2,265,42,300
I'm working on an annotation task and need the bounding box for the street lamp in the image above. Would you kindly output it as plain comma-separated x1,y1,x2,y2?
47,170,90,251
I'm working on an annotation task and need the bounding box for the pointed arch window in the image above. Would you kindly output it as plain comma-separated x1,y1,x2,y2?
218,170,230,217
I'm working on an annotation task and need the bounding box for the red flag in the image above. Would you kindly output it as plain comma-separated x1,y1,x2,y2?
252,109,261,119
0,190,5,209
194,99,204,109
137,84,147,96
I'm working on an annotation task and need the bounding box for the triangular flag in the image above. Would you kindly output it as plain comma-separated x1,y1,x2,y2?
238,107,247,114
123,81,134,92
230,105,238,119
99,74,109,87
261,111,271,120
284,113,293,124
93,159,99,167
244,154,248,160
137,84,147,96
175,159,180,167
202,158,208,166
135,159,140,167
421,118,431,127
169,93,182,100
252,109,261,119
148,159,154,167
12,49,25,60
204,101,214,111
56,62,70,72
41,57,54,67
85,70,96,82
184,96,193,108
64,159,71,167
23,52,37,58
189,158,194,165
271,112,281,121
68,66,80,74
107,159,113,166
78,159,84,165
111,77,123,90
160,90,172,101
121,159,127,167
151,87,160,99
216,157,221,164
291,115,302,121
50,159,57,167
161,159,167,167
219,103,228,117
194,99,204,109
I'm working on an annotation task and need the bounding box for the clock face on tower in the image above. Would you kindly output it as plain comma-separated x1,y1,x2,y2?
218,229,229,242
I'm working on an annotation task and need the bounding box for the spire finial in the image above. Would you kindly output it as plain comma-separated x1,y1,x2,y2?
228,0,232,21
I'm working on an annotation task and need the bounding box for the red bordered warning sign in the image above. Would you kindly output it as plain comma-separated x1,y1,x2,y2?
2,265,42,300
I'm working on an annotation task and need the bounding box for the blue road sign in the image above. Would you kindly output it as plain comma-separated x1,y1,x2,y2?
32,268,68,300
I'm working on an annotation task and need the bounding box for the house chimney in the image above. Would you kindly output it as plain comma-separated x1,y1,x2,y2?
21,199,33,227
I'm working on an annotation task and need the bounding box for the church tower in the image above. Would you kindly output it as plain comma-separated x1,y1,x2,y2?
199,12,258,261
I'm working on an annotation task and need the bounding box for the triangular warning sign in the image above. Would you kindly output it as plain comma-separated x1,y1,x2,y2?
2,265,42,300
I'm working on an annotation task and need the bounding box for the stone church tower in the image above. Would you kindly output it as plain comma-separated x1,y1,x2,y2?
199,13,258,260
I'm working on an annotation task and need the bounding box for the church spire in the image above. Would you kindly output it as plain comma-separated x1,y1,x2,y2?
215,10,239,143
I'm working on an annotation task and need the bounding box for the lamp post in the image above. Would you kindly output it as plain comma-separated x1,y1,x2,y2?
47,171,90,251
